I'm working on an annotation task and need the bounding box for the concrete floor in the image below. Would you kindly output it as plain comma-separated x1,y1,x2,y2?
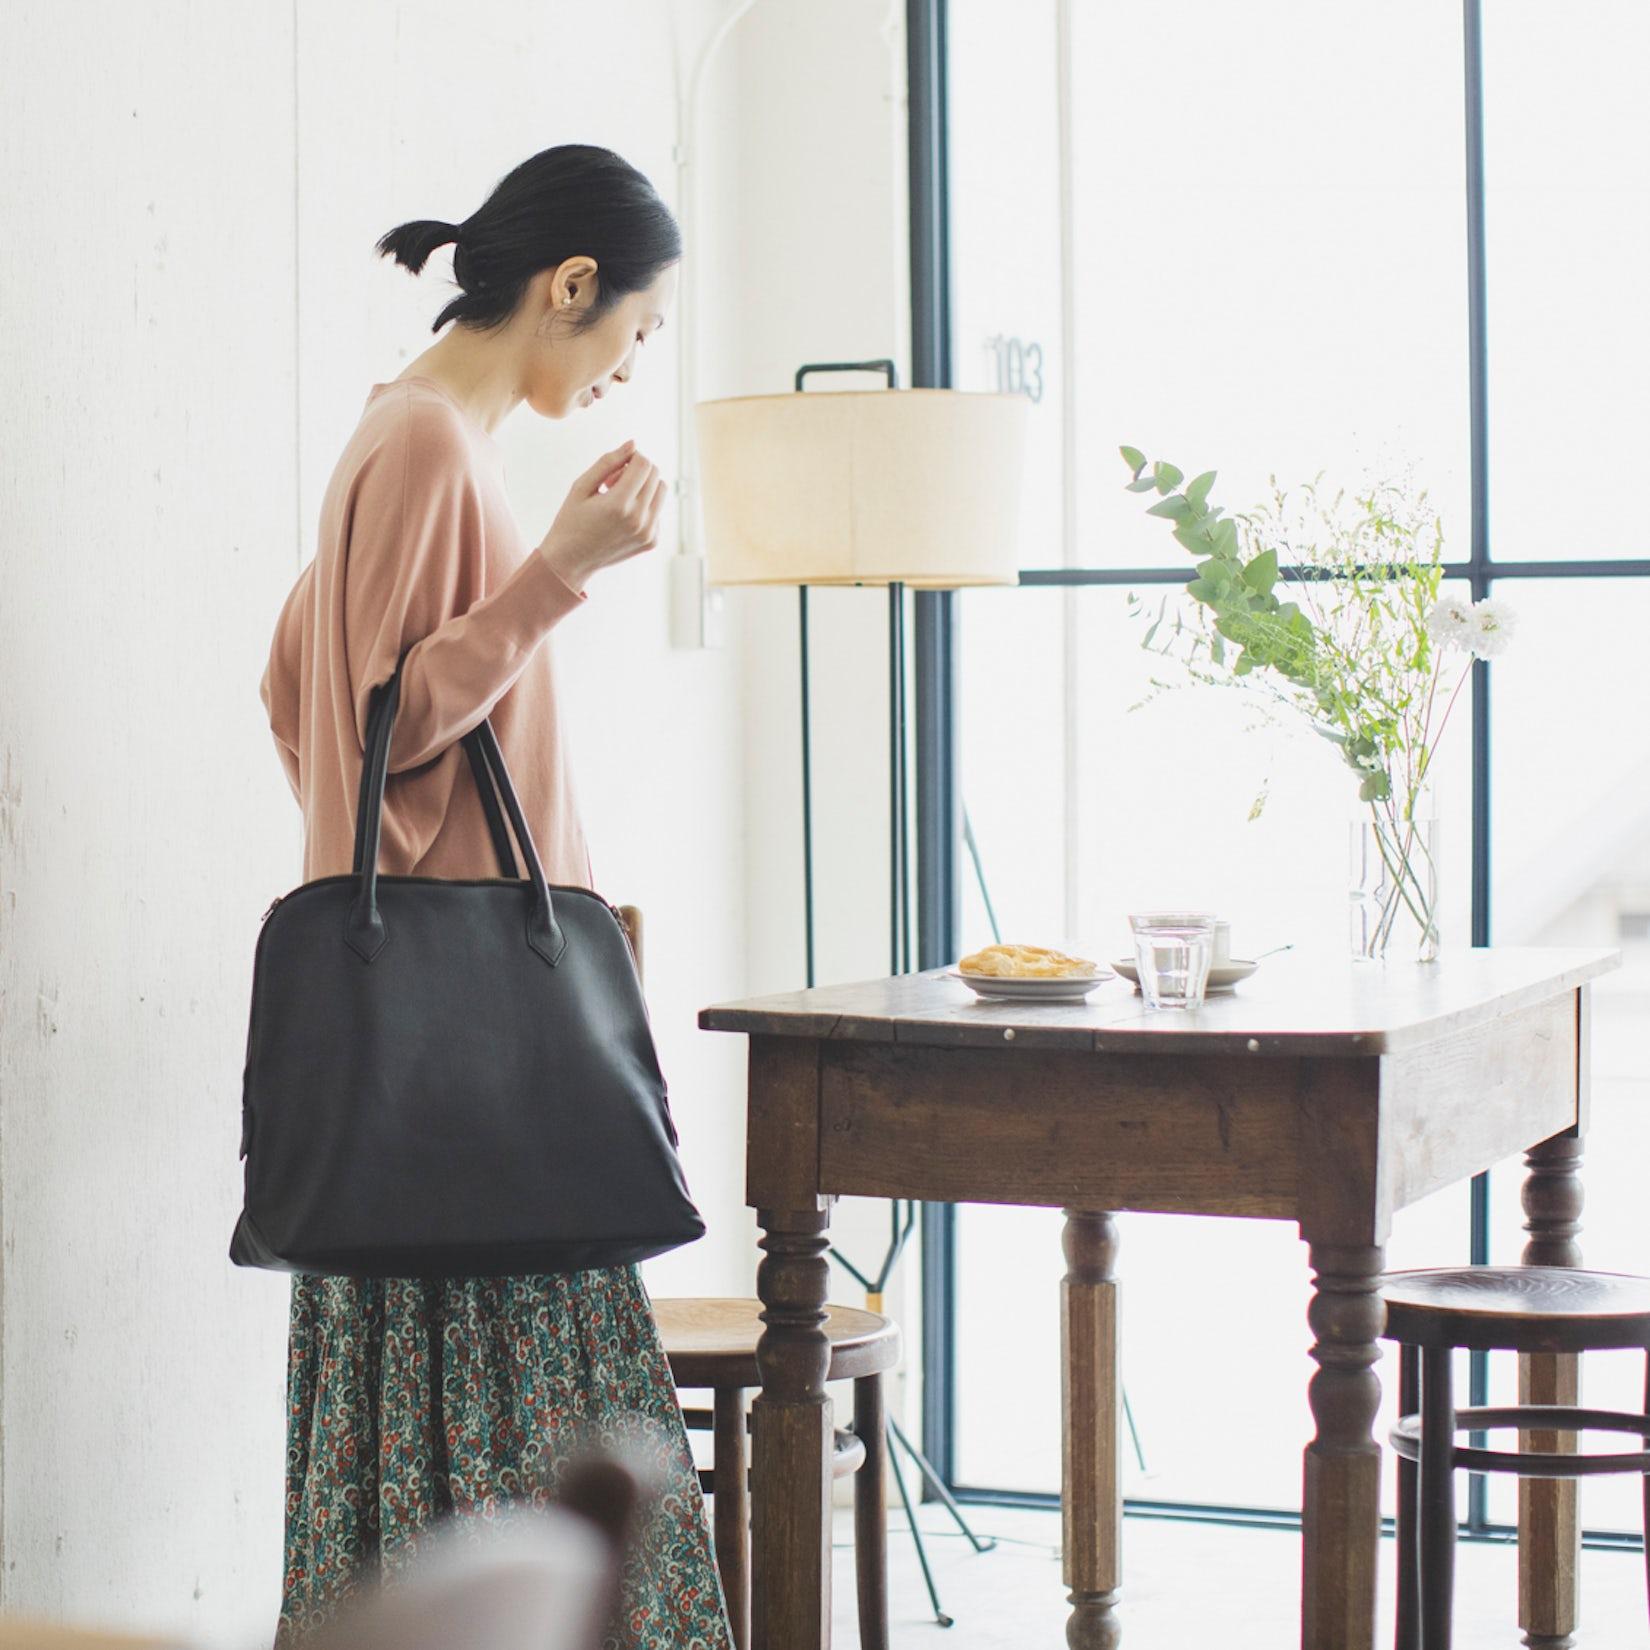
828,1503,1647,1648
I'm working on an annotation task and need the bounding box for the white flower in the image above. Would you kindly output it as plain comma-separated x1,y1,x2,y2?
1425,592,1475,649
1469,597,1517,659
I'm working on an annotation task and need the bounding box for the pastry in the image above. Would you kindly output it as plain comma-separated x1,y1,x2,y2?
958,942,1098,979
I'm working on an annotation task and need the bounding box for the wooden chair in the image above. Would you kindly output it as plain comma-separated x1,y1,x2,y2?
655,1298,900,1650
1383,1265,1650,1649
612,905,901,1650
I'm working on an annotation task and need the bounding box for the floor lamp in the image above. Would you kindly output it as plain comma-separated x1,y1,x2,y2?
696,366,1028,1624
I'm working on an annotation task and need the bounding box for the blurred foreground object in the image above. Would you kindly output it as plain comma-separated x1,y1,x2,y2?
0,1626,187,1649
298,1457,640,1650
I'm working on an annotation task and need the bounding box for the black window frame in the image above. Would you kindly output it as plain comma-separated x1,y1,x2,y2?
908,0,1650,1546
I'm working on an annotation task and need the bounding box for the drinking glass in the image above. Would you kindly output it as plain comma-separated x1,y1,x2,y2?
1128,911,1218,1010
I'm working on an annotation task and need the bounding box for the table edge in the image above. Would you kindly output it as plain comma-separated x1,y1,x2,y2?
695,948,1622,1056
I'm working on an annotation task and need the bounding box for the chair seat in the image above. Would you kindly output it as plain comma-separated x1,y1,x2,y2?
1383,1266,1650,1353
654,1297,901,1387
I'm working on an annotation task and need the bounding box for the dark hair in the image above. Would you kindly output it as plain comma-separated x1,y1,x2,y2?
375,143,681,334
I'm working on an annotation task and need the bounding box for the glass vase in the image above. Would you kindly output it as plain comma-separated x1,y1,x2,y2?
1349,801,1440,963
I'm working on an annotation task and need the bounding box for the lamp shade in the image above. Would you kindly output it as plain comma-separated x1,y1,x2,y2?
694,387,1027,587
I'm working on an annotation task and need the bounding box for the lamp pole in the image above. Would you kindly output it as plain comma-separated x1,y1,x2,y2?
790,358,908,987
790,357,996,1627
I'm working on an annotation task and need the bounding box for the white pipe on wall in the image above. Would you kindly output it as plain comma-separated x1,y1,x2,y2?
667,0,760,649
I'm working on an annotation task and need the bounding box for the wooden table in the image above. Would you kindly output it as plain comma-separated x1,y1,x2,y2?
698,946,1619,1649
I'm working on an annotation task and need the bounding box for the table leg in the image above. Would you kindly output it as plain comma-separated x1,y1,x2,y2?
1519,1129,1585,1650
753,1205,834,1650
1063,1210,1122,1650
1301,1240,1386,1650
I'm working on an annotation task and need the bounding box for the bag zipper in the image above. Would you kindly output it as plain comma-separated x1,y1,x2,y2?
262,886,618,925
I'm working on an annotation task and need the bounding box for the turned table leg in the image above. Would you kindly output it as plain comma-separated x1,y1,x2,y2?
1519,1129,1585,1650
753,1206,834,1650
1063,1210,1122,1650
1301,1240,1386,1650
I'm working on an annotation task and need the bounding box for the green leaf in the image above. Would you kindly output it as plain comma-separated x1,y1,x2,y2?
1185,470,1217,509
1358,771,1391,803
1240,549,1279,595
1119,445,1146,475
1125,476,1159,493
1153,461,1184,495
1145,494,1192,520
1186,578,1222,605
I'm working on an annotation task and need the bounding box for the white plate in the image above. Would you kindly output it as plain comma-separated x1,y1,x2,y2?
949,968,1110,1002
1111,958,1260,995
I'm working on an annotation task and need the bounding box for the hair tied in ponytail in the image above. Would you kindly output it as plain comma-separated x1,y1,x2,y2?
374,144,681,336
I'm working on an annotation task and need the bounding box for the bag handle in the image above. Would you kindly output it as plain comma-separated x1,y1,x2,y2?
349,662,526,888
352,658,533,887
463,731,519,878
346,653,566,967
342,643,522,883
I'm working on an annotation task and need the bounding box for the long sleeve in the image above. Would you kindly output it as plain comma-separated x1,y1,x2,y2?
261,559,310,805
343,402,588,775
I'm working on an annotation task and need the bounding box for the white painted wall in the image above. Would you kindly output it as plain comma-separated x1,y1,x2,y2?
0,0,915,1639
0,1,300,1639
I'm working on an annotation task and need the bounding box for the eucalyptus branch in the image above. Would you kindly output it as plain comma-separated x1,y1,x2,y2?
1118,446,1469,812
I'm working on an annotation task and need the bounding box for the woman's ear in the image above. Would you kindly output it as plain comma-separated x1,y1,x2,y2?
550,254,600,311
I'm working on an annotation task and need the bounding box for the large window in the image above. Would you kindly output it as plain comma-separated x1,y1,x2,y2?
927,0,1650,1535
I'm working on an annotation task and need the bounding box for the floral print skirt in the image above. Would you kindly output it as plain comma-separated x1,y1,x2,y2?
274,1265,733,1649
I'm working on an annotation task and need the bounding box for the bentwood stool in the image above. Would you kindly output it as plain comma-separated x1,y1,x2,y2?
1383,1265,1650,1649
607,908,902,1648
653,1297,902,1650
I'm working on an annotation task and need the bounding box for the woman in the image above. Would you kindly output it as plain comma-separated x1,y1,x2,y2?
259,143,732,1649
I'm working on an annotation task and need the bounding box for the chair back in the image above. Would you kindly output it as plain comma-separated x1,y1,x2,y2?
616,903,643,984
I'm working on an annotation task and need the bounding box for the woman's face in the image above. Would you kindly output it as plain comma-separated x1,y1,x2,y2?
529,257,677,419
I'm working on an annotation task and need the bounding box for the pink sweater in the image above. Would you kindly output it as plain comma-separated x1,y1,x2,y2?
260,376,594,889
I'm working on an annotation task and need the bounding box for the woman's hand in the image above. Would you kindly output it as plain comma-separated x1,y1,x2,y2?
536,439,669,593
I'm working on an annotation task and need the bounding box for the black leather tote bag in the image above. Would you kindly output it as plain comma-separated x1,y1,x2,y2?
230,652,704,1277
